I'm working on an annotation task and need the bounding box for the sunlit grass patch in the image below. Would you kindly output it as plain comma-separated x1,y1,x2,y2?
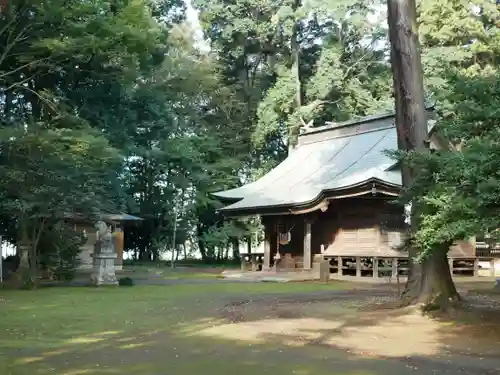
0,281,425,375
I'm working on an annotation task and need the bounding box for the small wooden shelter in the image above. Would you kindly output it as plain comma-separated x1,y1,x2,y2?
68,212,142,270
214,110,483,279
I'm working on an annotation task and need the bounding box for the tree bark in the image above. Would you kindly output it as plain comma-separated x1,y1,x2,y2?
231,237,240,261
417,246,461,310
182,243,187,260
387,0,427,173
13,217,33,287
175,245,180,262
197,225,208,261
288,0,303,153
387,0,460,308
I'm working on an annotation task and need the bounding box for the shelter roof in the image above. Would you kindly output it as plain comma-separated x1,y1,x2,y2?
214,109,433,215
64,212,143,223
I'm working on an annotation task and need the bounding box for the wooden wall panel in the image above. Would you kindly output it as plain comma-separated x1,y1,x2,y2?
449,239,475,258
310,198,478,258
318,198,404,256
113,229,124,266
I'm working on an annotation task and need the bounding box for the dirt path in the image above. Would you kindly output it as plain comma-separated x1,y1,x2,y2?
195,286,500,375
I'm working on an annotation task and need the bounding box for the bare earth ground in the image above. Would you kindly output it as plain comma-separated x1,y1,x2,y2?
1,275,500,375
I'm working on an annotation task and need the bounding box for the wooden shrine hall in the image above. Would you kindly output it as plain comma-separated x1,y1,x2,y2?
213,110,486,279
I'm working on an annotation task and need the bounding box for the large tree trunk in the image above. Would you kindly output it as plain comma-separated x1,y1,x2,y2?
419,248,461,309
13,218,34,287
402,244,461,310
387,0,460,308
14,238,31,286
288,0,303,153
197,225,208,262
175,245,181,262
198,240,208,262
182,243,187,260
231,237,240,261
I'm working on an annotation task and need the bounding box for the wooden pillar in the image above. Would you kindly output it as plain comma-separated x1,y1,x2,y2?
113,226,124,269
263,224,271,271
303,221,312,270
449,258,454,277
337,256,342,276
355,257,361,277
373,257,379,278
391,258,398,279
490,258,496,278
473,258,479,278
470,236,477,256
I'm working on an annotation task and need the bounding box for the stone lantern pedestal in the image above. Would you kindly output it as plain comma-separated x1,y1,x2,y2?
90,221,118,286
91,251,118,286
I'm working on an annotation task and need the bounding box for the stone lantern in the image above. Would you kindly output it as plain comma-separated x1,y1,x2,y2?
90,221,118,286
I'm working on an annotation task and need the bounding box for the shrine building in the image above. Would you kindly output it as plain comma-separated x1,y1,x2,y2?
212,110,491,280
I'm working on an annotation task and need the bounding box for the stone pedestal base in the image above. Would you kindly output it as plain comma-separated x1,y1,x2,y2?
319,259,330,283
91,253,118,286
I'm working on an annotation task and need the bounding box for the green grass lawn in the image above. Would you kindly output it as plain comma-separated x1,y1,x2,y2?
1,282,383,375
1,281,492,375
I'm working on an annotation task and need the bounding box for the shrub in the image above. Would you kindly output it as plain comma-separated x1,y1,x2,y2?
118,277,134,286
38,222,86,281
2,255,19,280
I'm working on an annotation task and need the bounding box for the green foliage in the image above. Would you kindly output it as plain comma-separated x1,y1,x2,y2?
250,1,393,147
419,0,500,90
6,0,496,272
190,0,395,257
0,0,178,281
38,223,86,281
117,24,251,261
201,221,245,250
408,71,500,255
396,1,500,258
0,124,123,218
2,255,19,280
118,277,135,286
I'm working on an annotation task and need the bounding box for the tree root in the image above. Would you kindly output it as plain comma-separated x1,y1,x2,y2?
420,293,462,314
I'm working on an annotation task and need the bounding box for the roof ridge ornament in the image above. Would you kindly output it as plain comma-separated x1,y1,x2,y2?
299,116,314,134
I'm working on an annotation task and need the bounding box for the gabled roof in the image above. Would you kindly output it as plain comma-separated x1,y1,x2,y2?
101,213,143,222
64,212,143,223
213,108,433,215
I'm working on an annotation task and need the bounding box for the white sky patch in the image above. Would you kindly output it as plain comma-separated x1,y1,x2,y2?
183,0,388,53
367,2,387,26
184,0,210,53
360,3,388,52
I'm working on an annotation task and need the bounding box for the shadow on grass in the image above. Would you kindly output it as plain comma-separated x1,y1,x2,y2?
2,284,500,375
0,326,437,375
428,300,500,360
5,317,500,375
